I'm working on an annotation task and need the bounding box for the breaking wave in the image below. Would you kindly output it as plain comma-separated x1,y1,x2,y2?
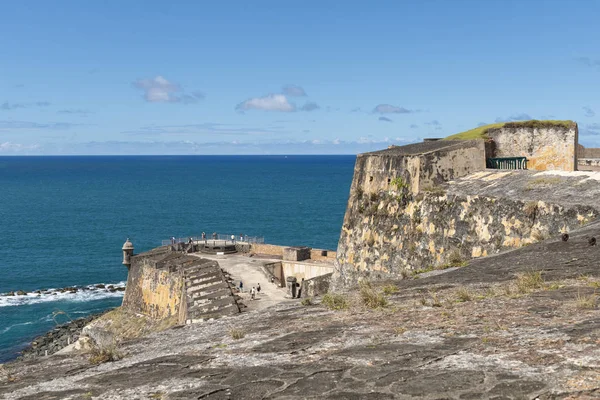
0,282,126,307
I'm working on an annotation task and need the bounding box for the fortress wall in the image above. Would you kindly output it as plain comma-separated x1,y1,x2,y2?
488,125,578,171
282,261,334,281
580,148,600,159
333,175,599,288
122,260,184,319
250,243,285,256
418,141,486,188
351,141,485,199
309,249,337,261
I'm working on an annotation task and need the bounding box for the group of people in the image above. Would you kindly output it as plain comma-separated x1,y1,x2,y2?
239,281,261,299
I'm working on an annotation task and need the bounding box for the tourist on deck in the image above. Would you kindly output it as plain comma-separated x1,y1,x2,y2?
239,281,243,292
240,233,243,241
250,287,256,300
201,232,206,242
171,236,176,245
212,232,217,240
231,234,235,243
257,283,261,293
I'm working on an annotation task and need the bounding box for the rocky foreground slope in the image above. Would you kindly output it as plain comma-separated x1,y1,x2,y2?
2,221,600,399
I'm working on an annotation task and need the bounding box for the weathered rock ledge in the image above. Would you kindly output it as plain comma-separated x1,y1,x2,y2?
1,221,600,399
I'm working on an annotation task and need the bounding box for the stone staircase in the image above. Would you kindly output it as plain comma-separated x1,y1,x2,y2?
183,259,241,323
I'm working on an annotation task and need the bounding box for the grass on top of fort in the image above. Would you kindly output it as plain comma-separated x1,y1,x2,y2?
444,120,575,141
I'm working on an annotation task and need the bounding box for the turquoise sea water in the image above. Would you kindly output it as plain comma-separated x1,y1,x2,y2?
0,155,355,362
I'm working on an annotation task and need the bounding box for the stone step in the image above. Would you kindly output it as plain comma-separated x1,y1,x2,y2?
186,281,230,295
187,303,240,321
184,262,218,274
190,288,232,302
185,268,221,281
187,297,238,315
186,280,229,294
185,275,223,288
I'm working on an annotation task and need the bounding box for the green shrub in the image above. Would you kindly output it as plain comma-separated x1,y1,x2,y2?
322,293,350,310
301,297,313,306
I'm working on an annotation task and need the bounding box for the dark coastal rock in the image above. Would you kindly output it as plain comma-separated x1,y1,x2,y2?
7,291,15,296
95,284,105,289
17,311,111,361
16,290,27,296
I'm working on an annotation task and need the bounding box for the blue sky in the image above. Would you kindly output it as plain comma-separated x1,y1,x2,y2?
1,0,600,155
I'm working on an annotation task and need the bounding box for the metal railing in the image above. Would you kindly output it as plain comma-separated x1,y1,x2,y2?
486,157,528,170
161,234,264,246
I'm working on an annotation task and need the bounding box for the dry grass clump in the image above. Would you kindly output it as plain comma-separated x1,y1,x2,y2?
359,282,388,309
575,291,597,309
229,328,246,340
322,293,350,310
516,270,545,293
301,297,313,306
382,284,399,295
455,287,474,302
89,344,123,365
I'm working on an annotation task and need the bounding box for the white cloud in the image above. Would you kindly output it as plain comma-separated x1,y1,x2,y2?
236,94,295,112
0,142,40,153
132,76,204,103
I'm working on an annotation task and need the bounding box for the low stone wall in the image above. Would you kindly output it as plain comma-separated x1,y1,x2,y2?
282,261,334,281
578,159,600,171
250,243,285,257
301,273,333,297
309,249,337,261
260,262,285,287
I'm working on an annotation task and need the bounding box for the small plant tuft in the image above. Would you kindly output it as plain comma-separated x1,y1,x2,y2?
382,284,399,295
359,282,388,309
322,293,350,310
301,297,313,306
575,291,597,309
229,328,246,340
516,270,545,293
455,287,473,302
523,201,538,219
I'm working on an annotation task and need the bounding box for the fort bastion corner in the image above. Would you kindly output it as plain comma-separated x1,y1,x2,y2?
332,120,600,289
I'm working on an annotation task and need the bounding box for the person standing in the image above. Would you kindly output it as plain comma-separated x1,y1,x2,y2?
250,287,256,300
257,283,261,293
239,281,244,292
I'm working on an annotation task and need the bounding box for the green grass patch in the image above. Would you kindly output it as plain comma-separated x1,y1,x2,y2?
444,120,575,141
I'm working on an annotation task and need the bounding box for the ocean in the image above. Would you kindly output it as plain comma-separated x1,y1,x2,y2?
0,155,355,362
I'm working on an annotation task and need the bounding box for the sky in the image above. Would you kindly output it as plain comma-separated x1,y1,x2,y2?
1,0,600,155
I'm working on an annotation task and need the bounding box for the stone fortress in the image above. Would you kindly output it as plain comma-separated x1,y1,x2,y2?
120,237,336,323
120,119,600,320
333,120,600,287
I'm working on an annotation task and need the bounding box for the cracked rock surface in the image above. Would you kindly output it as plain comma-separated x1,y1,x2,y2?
2,222,600,399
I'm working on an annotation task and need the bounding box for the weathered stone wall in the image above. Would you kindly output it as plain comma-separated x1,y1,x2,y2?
301,272,333,297
578,145,600,159
352,141,485,196
333,170,600,288
250,243,285,257
309,248,337,261
488,124,578,171
122,260,183,319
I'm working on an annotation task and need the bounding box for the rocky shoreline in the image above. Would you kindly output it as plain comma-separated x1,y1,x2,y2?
2,283,125,298
18,310,111,361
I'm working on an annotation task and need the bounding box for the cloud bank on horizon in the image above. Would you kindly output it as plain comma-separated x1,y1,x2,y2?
2,1,600,154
